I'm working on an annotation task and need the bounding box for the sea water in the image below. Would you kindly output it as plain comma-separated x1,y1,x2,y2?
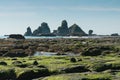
0,35,103,39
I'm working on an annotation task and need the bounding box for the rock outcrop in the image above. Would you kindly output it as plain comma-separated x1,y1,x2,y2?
33,22,50,36
57,20,69,36
69,24,87,36
8,34,25,39
24,27,32,36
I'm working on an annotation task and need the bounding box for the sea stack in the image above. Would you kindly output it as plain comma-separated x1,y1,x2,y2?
24,27,32,36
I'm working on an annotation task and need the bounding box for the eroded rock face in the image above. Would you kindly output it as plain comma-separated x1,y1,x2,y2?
33,22,50,36
24,27,32,36
57,20,69,36
69,24,87,36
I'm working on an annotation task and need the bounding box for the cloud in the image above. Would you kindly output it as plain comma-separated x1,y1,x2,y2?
42,6,120,12
0,12,36,17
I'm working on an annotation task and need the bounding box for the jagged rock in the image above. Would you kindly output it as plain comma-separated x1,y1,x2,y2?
33,22,50,36
57,20,69,36
24,27,32,36
69,24,87,36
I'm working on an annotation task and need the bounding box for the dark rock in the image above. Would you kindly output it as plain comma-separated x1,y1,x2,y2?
17,68,50,80
32,26,42,36
88,30,93,36
41,22,51,34
57,20,69,36
111,33,119,36
70,57,77,62
81,47,102,56
3,49,28,57
0,61,7,66
24,27,32,36
62,65,90,73
33,22,50,36
8,34,25,39
0,69,16,80
33,60,38,65
69,24,87,36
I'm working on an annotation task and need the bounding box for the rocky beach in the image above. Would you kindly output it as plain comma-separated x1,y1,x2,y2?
0,37,120,79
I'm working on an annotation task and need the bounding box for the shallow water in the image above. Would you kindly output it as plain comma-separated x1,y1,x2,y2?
33,51,80,56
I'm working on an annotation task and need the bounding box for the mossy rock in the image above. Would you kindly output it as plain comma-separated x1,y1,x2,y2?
0,69,16,80
17,68,50,80
82,48,102,56
70,57,77,62
17,69,34,80
62,65,90,73
12,61,27,68
0,61,7,66
92,63,112,72
33,60,39,65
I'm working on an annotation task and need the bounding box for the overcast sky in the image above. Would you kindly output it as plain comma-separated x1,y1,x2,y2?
0,0,120,35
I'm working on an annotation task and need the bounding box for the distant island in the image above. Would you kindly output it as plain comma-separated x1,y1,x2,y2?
24,20,88,36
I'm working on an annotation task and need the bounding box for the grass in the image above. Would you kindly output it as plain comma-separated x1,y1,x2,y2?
0,55,120,79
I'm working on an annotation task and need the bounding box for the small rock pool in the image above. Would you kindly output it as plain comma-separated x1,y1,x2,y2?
33,51,79,56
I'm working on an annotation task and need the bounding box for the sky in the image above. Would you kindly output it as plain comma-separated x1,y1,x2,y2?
0,0,120,35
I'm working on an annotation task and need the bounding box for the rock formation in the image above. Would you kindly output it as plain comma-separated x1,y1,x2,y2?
57,20,69,36
33,22,50,36
25,20,87,36
24,27,32,36
69,24,87,36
